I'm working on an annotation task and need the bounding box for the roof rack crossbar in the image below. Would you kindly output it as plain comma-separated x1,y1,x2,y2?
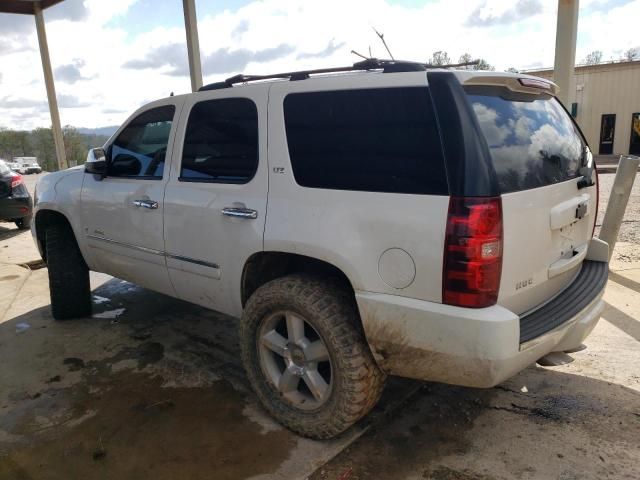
198,58,481,91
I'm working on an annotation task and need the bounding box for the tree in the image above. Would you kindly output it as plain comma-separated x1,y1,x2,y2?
30,128,57,172
429,51,451,66
583,50,603,65
623,47,639,61
506,67,519,73
457,52,495,71
63,126,88,167
474,58,495,71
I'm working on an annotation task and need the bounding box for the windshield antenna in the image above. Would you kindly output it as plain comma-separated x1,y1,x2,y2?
373,27,394,60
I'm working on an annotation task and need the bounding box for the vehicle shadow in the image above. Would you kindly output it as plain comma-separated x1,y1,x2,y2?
0,223,24,242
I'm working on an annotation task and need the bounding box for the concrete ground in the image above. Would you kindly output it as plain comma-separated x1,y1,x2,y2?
0,172,638,480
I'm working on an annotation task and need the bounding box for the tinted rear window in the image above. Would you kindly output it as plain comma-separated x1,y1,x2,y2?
466,87,585,193
283,87,448,195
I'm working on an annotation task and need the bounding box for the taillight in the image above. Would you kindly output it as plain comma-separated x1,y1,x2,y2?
443,196,503,308
10,174,23,189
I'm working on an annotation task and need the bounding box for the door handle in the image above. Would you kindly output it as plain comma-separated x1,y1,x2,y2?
132,199,158,209
221,207,258,219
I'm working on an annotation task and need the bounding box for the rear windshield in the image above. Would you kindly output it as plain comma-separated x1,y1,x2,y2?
466,87,585,193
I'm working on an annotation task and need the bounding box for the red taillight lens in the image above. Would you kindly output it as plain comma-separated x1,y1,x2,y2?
443,196,503,308
10,174,23,189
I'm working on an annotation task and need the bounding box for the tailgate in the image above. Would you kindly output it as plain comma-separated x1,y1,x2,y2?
466,83,597,314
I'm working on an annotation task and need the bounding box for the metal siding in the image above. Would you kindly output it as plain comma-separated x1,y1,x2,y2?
526,62,640,155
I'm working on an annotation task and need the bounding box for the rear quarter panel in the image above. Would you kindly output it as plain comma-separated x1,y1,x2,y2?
265,73,449,301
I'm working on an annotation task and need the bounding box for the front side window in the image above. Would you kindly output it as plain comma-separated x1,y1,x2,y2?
180,98,258,184
109,105,175,179
283,87,448,195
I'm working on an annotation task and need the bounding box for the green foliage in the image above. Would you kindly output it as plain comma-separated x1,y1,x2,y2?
0,126,109,171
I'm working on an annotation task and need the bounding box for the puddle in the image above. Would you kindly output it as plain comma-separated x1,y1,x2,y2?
92,308,126,319
0,370,296,480
92,295,110,305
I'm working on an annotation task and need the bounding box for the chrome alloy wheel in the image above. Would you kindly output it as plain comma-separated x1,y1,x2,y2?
258,310,333,410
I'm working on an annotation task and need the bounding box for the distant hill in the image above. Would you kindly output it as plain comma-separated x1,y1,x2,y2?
77,126,119,137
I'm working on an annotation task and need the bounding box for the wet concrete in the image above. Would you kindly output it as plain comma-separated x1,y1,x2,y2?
0,269,417,480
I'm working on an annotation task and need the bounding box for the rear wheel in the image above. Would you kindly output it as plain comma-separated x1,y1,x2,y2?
45,224,92,320
240,274,385,439
15,216,31,230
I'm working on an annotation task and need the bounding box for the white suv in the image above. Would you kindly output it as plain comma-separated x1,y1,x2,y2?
32,60,608,439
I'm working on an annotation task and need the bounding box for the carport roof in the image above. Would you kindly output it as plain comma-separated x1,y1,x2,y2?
0,0,64,14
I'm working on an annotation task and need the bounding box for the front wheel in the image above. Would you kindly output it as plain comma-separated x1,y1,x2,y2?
45,225,92,320
240,274,385,439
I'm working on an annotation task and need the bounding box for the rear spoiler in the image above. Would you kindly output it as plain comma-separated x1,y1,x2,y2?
463,75,559,96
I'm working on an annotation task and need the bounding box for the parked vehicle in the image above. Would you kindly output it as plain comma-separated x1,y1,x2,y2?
32,59,608,439
7,161,22,171
13,157,42,174
0,160,33,229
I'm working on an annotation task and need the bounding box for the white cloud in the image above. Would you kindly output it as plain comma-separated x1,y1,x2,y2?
0,0,637,130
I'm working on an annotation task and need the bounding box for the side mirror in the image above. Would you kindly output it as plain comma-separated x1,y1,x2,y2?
85,148,107,177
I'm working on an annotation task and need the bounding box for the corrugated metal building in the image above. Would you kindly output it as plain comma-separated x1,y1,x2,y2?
526,60,640,156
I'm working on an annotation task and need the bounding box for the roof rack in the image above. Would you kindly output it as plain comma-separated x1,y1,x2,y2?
198,58,479,91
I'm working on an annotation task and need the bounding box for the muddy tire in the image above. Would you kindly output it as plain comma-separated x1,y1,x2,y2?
45,224,92,320
240,274,385,439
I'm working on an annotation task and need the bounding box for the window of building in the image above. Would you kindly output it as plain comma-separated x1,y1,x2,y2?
283,87,448,195
109,105,175,179
180,98,259,184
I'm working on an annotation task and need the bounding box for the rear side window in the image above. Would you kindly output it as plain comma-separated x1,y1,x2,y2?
466,86,585,193
283,87,448,195
180,98,258,184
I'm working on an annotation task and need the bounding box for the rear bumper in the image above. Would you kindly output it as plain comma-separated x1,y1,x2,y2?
356,259,608,388
0,195,32,221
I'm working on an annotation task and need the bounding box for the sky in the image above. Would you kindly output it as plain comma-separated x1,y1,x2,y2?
0,0,638,131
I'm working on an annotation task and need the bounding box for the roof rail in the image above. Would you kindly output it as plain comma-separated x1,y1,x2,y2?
198,58,480,91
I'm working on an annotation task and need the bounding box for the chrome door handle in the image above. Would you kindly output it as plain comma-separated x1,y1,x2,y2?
221,207,258,219
132,199,158,209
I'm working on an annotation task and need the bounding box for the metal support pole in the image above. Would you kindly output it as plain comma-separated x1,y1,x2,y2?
599,155,640,262
182,0,203,92
34,2,67,171
553,0,579,107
